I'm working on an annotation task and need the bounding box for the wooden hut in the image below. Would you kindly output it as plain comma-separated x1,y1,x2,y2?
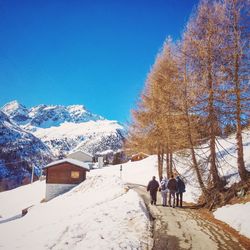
131,152,149,162
44,158,90,201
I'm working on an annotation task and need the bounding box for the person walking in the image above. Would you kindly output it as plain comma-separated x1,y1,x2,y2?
147,176,159,205
176,176,186,208
160,177,168,207
167,175,177,208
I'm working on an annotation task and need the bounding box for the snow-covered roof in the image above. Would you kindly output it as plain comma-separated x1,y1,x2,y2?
131,152,149,157
67,150,93,158
44,158,90,171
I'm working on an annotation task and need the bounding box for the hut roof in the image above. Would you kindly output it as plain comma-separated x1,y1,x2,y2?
44,158,90,171
131,152,149,157
67,150,93,158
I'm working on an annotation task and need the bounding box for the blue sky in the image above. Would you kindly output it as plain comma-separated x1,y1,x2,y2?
0,0,198,123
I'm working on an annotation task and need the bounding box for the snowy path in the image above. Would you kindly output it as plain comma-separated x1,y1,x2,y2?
128,184,247,250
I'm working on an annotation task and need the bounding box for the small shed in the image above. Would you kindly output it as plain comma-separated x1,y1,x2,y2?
44,158,90,201
66,150,93,162
131,152,149,162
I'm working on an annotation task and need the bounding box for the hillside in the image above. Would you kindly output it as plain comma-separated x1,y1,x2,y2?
0,151,249,249
0,110,53,190
1,100,125,157
0,101,126,189
0,173,153,249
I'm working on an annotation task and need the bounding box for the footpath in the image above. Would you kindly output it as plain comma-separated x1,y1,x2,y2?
128,184,250,250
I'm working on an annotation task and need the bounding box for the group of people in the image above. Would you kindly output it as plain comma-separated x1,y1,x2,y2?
147,175,186,208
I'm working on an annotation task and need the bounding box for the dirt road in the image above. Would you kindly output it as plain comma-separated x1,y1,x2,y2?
128,184,249,250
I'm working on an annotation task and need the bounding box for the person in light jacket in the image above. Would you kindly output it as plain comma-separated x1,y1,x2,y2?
160,177,168,207
147,176,159,205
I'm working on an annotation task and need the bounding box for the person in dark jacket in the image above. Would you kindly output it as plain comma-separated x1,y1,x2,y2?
147,176,159,205
166,175,177,208
176,176,186,207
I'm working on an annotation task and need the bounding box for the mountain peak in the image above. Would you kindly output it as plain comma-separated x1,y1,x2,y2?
1,100,27,114
1,101,29,124
67,104,86,111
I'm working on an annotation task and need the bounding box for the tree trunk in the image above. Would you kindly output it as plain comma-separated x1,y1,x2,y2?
157,142,163,180
182,57,208,197
185,106,208,198
232,3,249,181
166,144,170,178
208,63,221,189
205,36,221,189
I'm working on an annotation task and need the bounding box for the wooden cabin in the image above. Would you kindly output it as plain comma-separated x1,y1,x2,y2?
44,158,90,201
131,152,149,162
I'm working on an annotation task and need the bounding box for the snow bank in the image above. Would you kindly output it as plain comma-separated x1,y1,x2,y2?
213,202,250,238
90,155,199,204
93,155,158,185
0,175,152,250
0,180,45,221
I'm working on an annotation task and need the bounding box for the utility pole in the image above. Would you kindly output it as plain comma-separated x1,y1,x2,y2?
120,165,122,179
31,165,34,183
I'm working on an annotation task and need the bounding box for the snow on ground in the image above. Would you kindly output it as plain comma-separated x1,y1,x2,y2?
0,173,152,250
94,156,158,186
172,130,250,203
0,180,46,221
213,202,250,238
1,129,250,248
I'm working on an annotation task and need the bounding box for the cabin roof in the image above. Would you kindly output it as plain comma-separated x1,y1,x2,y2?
44,158,90,171
131,152,149,157
67,150,93,158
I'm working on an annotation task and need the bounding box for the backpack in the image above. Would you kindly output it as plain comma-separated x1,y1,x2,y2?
178,179,186,192
161,182,166,191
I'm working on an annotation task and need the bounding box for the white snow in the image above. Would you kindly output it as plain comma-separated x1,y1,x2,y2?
0,162,153,250
213,202,250,238
170,131,250,203
1,128,250,248
33,120,123,140
45,158,90,171
1,100,23,114
0,180,46,221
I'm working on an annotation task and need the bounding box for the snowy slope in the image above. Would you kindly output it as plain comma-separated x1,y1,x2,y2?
0,173,152,250
0,180,46,220
33,120,124,156
214,202,250,238
1,101,126,158
1,100,30,125
0,110,53,183
0,156,158,224
171,130,250,202
1,138,250,249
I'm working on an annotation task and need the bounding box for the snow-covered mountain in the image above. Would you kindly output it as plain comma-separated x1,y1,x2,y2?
2,100,104,129
0,100,126,189
0,110,53,189
33,119,125,157
1,100,125,156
